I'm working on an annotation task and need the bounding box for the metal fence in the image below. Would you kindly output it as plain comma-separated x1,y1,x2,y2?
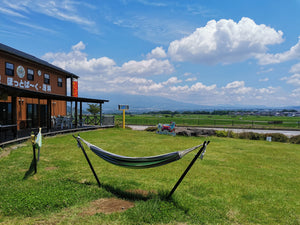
83,115,115,126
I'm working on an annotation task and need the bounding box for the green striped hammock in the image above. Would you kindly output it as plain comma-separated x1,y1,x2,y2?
76,136,207,169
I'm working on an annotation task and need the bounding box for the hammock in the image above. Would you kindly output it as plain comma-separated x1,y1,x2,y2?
73,135,209,198
75,136,207,169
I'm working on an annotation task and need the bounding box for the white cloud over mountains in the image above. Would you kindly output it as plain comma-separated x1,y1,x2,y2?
42,40,291,106
41,17,300,106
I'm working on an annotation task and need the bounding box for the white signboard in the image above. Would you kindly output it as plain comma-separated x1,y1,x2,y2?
6,77,51,92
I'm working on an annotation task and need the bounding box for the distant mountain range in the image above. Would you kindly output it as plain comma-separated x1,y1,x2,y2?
69,92,300,114
97,93,300,113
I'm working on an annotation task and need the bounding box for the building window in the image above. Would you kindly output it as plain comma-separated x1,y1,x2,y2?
27,69,34,81
58,77,63,87
5,62,14,76
44,73,50,84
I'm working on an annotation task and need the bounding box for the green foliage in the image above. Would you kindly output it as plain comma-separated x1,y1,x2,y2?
264,133,289,143
238,132,262,140
87,103,100,115
215,130,235,138
144,126,157,132
219,131,291,143
289,135,300,144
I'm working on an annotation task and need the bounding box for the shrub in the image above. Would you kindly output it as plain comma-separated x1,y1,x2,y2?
238,132,262,140
215,130,227,137
215,130,235,138
227,130,235,138
264,133,288,143
114,121,120,128
289,135,300,144
268,121,283,124
145,126,158,132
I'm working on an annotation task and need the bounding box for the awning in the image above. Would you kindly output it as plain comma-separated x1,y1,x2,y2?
0,83,108,104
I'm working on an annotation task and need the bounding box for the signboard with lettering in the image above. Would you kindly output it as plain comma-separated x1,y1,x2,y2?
72,79,78,97
4,76,52,92
118,105,129,129
118,105,129,110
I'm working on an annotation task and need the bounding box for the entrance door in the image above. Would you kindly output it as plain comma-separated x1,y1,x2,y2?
0,102,12,125
26,104,47,128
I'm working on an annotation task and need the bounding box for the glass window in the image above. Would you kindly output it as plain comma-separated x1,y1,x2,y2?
58,77,63,87
26,104,47,128
0,102,12,125
27,69,34,81
44,74,50,84
5,62,14,76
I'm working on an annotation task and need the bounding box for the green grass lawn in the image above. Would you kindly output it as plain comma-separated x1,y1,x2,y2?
0,128,299,224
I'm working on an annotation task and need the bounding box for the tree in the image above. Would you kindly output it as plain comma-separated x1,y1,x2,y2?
87,104,100,115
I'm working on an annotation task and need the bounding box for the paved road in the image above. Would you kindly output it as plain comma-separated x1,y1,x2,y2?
128,125,300,137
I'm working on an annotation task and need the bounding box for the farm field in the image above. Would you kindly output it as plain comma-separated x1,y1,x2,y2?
0,128,299,224
112,114,300,130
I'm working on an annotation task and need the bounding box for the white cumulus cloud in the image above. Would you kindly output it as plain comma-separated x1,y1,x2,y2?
281,74,300,86
41,42,297,106
256,38,300,65
168,17,283,64
290,62,300,73
162,77,182,85
223,81,252,94
147,46,167,59
119,58,174,76
42,46,116,74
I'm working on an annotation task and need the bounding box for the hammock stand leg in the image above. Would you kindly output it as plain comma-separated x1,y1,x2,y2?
167,141,209,199
74,136,101,187
32,143,37,174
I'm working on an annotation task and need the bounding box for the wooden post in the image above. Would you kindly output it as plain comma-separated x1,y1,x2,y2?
75,100,78,128
99,103,103,126
80,101,82,127
31,133,37,173
47,99,51,132
38,99,41,128
122,109,125,129
11,96,17,138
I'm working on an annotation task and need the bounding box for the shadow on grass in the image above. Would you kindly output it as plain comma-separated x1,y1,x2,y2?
66,178,171,201
23,158,36,180
101,182,169,201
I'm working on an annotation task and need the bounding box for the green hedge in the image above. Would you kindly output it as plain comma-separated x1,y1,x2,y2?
289,135,300,144
215,130,298,144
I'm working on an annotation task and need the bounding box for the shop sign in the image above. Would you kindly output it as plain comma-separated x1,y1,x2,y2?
6,77,51,92
72,79,78,97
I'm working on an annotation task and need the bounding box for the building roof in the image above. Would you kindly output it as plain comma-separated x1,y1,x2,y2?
0,83,108,104
0,43,79,79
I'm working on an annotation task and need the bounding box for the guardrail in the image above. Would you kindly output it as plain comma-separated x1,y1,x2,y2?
83,115,115,126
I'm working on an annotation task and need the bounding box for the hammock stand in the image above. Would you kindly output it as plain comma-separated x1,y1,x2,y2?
73,135,209,198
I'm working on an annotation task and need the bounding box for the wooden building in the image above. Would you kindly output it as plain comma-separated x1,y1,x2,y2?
0,43,108,142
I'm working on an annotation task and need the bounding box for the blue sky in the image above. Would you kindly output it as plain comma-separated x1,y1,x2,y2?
1,0,300,107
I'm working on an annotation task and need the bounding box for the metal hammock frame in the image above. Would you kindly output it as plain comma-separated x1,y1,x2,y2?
73,135,209,198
